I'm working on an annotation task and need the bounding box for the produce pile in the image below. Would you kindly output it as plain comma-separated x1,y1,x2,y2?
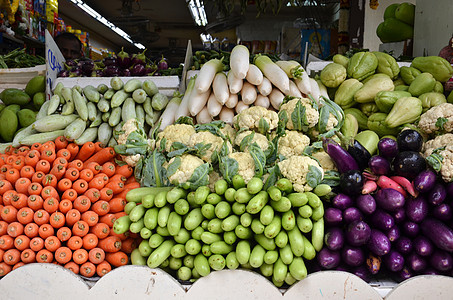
0,48,46,69
0,75,46,143
0,139,138,277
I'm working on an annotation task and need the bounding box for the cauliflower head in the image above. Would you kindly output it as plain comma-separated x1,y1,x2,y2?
312,150,337,172
279,98,319,131
418,103,453,135
220,124,237,142
188,131,232,162
234,130,269,152
233,106,278,132
166,154,205,185
423,133,453,156
156,124,196,152
117,119,139,145
277,130,310,158
228,152,256,183
278,155,324,192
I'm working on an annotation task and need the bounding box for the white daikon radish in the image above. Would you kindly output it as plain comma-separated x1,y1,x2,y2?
255,94,270,109
196,106,213,124
269,88,285,110
286,80,303,98
219,106,235,125
212,72,229,104
245,64,264,85
241,82,257,105
158,96,182,131
189,88,211,116
316,79,330,100
254,55,290,94
257,77,272,96
175,76,196,120
195,58,224,93
294,71,312,95
225,93,238,109
230,45,250,79
235,101,250,114
227,70,243,94
309,78,322,103
275,60,304,78
207,93,222,117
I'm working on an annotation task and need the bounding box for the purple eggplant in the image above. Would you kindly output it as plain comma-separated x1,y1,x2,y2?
81,60,95,76
323,138,359,173
395,236,413,255
57,70,69,77
414,170,437,193
370,209,395,231
397,129,423,152
131,49,147,66
103,56,117,67
339,170,364,196
402,221,420,237
131,64,146,76
64,59,78,68
369,155,391,175
145,64,157,75
392,207,406,224
393,151,426,180
384,250,405,272
430,250,453,272
121,68,131,77
368,229,391,256
352,265,372,282
386,226,401,242
424,268,441,275
69,67,82,77
317,248,341,269
324,208,343,226
378,137,399,159
356,194,376,215
157,55,168,70
375,188,405,212
397,266,413,281
91,70,104,77
345,220,371,246
117,47,131,69
366,252,382,275
103,65,120,77
405,196,429,223
343,207,363,224
407,253,427,272
421,218,453,252
342,246,365,267
324,227,344,251
447,182,453,198
331,193,353,210
414,236,434,257
432,203,453,222
428,183,447,206
345,139,371,171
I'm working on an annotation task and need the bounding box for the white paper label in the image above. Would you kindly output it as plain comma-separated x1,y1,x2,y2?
45,30,65,100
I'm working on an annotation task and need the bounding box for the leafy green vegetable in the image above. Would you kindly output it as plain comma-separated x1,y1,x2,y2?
308,94,319,110
167,142,188,158
303,141,323,156
291,100,309,132
258,118,270,134
141,149,169,187
219,156,239,184
276,110,288,137
239,131,255,152
195,120,226,139
306,165,323,188
281,95,296,105
318,96,345,139
159,137,167,153
317,104,331,134
181,163,211,190
263,165,281,191
166,156,181,177
114,130,149,156
320,170,340,187
175,116,194,126
248,142,266,178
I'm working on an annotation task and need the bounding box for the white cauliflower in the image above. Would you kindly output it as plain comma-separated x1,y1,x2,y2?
423,133,453,156
278,155,324,192
234,130,269,152
233,106,279,132
188,131,232,162
165,154,205,185
122,154,141,167
156,124,196,152
228,152,256,183
277,130,310,158
422,133,453,182
418,103,453,135
220,124,237,142
312,150,337,172
117,118,139,145
279,97,319,130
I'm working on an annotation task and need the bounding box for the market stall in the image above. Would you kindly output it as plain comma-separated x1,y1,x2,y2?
2,0,453,299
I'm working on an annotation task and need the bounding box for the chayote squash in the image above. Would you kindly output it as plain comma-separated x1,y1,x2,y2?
411,56,453,82
347,52,378,81
320,63,347,88
344,107,368,130
433,81,444,94
354,75,394,103
393,78,406,87
385,96,422,128
355,130,380,155
362,73,391,84
372,51,400,80
359,102,379,117
377,18,414,43
340,113,359,139
333,54,349,69
419,92,447,112
448,90,453,104
375,90,412,113
334,78,363,109
367,113,400,137
400,66,421,85
384,3,399,20
408,72,436,97
394,85,409,91
395,2,415,26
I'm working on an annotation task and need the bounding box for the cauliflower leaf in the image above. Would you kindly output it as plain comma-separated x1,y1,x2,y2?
181,163,211,190
141,149,169,187
291,100,310,132
306,165,323,188
248,142,266,178
219,156,239,184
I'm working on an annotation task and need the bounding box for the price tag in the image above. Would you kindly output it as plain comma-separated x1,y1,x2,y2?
45,30,65,101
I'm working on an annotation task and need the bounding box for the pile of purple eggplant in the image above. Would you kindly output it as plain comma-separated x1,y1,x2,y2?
57,48,173,78
314,129,453,282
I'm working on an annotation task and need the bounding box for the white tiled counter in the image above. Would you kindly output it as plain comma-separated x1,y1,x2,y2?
1,264,453,300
